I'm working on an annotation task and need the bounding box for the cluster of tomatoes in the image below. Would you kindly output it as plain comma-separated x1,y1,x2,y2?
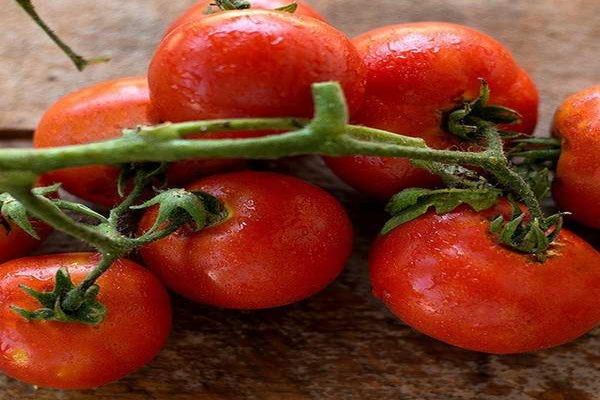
1,0,599,390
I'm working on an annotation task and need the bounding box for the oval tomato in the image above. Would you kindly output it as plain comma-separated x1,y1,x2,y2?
370,204,600,354
0,253,172,389
138,171,353,309
552,85,600,229
33,77,244,207
165,0,325,36
149,10,366,124
326,22,539,199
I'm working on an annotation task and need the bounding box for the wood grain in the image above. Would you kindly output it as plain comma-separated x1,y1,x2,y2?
1,0,600,399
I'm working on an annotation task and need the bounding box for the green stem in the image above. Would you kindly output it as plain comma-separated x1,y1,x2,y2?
76,252,120,294
0,173,123,252
14,0,109,71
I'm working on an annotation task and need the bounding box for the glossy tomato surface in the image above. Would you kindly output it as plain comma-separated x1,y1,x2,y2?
0,220,50,263
370,204,600,354
552,85,600,228
139,171,353,309
33,77,243,207
165,0,325,36
149,10,366,124
326,22,539,199
0,253,172,389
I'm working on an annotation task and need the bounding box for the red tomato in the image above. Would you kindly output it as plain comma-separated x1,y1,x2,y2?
0,253,172,389
33,77,244,207
0,220,50,263
165,0,326,36
370,204,600,354
552,85,600,229
138,171,353,309
326,22,539,199
149,10,366,125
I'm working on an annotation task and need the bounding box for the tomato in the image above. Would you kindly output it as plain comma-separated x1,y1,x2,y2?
33,77,244,207
165,0,325,36
326,22,539,199
552,85,600,229
149,10,366,125
370,204,600,354
138,171,353,309
0,220,50,264
0,253,171,389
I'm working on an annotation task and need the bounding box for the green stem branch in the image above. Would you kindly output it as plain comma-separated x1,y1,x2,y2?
14,0,109,71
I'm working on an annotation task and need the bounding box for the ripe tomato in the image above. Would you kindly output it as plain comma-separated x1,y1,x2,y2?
33,77,244,207
326,22,539,199
165,0,325,36
370,204,600,354
0,253,171,389
0,220,50,263
552,85,600,229
149,10,366,124
138,171,353,309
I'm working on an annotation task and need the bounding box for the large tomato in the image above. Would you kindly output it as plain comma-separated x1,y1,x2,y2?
33,77,244,207
165,0,325,36
0,253,172,389
149,10,366,124
552,85,600,229
326,22,539,199
138,171,353,309
370,204,600,354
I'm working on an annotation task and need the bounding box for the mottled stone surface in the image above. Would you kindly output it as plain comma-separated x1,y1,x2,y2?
1,0,600,399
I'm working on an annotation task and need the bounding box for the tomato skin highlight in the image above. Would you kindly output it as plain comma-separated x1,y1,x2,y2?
138,171,353,309
552,85,600,229
33,77,244,207
369,204,600,354
326,22,539,199
0,253,172,390
149,10,366,125
165,0,326,36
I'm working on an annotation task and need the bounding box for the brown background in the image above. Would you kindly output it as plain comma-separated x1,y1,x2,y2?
1,0,599,399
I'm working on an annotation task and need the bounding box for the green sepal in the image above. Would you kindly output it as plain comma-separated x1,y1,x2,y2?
11,268,106,325
274,3,299,13
489,199,567,261
213,0,251,10
382,187,501,234
131,189,227,234
514,165,551,202
446,79,522,140
0,195,39,238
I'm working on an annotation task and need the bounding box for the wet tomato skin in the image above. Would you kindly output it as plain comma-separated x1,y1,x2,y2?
149,10,366,124
0,253,172,389
165,0,325,36
370,204,600,354
552,85,600,229
326,22,539,199
138,171,353,309
33,77,244,207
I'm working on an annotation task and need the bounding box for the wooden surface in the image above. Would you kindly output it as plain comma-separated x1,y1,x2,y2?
1,1,600,399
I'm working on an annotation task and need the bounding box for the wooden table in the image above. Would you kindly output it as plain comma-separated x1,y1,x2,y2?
1,1,599,399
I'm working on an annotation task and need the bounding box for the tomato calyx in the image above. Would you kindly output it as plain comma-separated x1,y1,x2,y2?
207,0,299,13
131,188,228,238
445,80,522,141
381,187,501,234
11,267,106,325
210,0,251,11
489,199,567,261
